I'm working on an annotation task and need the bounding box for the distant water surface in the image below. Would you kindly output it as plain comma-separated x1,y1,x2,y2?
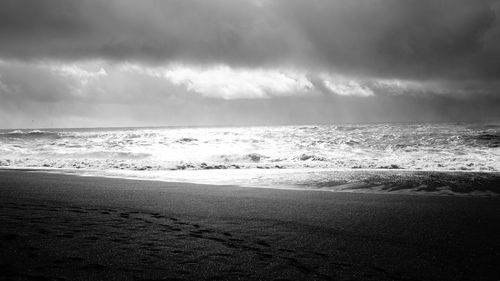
1,123,499,196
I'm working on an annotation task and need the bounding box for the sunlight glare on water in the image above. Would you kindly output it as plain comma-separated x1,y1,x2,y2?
1,123,500,195
1,123,499,172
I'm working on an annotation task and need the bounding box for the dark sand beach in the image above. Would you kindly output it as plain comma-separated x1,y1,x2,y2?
1,169,500,281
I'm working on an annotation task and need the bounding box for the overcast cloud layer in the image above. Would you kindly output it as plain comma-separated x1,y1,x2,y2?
1,0,500,128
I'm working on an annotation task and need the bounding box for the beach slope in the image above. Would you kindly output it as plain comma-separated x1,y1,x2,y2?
1,170,499,281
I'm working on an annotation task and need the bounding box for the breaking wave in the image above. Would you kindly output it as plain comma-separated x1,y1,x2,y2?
0,130,61,139
1,123,499,172
1,123,500,196
470,133,500,148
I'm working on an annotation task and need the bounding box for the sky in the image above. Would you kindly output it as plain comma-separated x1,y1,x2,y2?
1,0,500,128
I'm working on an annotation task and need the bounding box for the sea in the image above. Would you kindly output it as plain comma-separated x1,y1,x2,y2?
1,122,499,196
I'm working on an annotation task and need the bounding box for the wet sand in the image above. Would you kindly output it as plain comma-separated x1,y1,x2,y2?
1,169,499,281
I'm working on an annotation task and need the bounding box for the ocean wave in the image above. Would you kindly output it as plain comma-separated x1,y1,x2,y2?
3,156,493,173
297,153,327,161
209,153,270,163
55,151,153,160
472,133,500,148
1,123,499,173
176,137,198,143
0,130,60,139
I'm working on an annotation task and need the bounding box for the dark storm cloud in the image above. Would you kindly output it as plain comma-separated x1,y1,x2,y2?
286,0,500,80
0,0,298,66
1,0,500,128
0,0,499,81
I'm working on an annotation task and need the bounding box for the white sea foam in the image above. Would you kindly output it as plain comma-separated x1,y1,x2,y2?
1,123,499,171
1,123,499,195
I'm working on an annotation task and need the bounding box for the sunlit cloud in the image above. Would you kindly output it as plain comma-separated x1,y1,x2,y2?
121,63,384,99
49,63,108,85
122,63,317,99
162,65,315,99
320,74,374,97
4,59,491,101
2,58,499,129
372,79,426,94
4,59,498,103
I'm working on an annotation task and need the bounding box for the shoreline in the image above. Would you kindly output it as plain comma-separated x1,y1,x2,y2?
1,170,500,280
2,167,499,197
3,165,500,175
